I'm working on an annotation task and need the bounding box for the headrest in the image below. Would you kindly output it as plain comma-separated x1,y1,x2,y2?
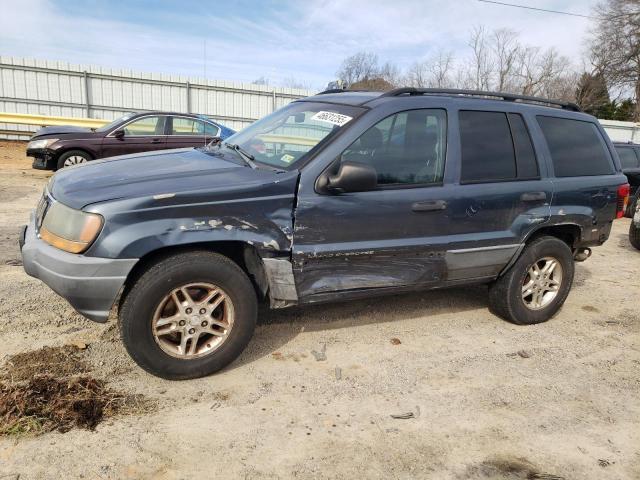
360,127,383,150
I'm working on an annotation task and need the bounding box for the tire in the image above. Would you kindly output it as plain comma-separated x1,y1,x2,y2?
625,195,638,219
630,221,640,251
488,236,574,325
119,251,257,380
56,150,91,170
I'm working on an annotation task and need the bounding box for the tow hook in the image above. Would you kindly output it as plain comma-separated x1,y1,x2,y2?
574,248,592,262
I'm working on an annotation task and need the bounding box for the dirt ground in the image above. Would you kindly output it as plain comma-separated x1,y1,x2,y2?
0,139,638,479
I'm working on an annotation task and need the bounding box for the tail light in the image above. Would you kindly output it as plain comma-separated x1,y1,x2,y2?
616,183,630,219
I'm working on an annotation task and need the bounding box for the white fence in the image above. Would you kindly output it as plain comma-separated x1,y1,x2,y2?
599,119,640,143
0,56,314,139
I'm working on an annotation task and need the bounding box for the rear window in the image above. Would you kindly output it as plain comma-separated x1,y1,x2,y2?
459,111,539,183
537,116,613,177
615,146,640,169
460,111,516,182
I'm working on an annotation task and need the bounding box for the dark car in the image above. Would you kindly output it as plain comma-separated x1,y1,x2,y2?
20,88,630,380
613,141,640,216
26,112,235,170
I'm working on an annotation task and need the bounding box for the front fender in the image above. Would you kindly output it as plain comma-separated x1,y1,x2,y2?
84,178,297,259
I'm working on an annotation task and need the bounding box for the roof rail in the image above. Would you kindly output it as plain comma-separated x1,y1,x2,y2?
379,87,581,112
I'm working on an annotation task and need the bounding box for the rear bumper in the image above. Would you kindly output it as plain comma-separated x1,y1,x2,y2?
20,212,137,322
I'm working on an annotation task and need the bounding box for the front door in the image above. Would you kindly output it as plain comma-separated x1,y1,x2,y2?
292,108,452,299
100,115,167,158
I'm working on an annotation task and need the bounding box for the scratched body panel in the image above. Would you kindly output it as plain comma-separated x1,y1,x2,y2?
50,148,299,259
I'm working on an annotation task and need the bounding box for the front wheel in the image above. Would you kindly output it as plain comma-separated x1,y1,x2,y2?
488,236,574,325
119,251,257,380
56,150,91,170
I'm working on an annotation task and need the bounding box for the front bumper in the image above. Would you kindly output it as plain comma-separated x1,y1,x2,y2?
26,148,55,170
20,212,138,322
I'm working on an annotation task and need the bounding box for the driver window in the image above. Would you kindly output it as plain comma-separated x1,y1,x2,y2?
340,109,447,186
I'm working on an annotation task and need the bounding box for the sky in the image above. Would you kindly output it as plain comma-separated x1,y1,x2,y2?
0,0,599,90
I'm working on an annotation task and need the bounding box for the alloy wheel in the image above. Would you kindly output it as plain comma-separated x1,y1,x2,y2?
151,283,234,359
521,256,563,310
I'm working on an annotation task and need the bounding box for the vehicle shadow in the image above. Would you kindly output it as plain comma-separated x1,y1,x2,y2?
230,285,489,370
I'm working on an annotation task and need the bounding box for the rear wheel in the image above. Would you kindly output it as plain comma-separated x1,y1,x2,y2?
56,150,91,170
119,251,257,380
488,236,574,325
624,194,637,218
630,221,640,251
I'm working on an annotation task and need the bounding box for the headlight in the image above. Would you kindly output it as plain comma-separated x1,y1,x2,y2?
39,201,103,254
28,138,59,150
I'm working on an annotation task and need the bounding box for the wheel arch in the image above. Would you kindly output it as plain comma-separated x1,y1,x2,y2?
525,223,582,249
498,223,582,278
55,147,96,160
119,241,277,311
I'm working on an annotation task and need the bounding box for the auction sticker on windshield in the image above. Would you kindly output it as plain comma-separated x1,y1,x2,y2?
311,111,353,127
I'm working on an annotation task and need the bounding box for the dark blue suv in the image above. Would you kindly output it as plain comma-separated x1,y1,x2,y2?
20,88,630,379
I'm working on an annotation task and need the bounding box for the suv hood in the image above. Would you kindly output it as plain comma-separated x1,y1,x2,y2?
50,148,298,210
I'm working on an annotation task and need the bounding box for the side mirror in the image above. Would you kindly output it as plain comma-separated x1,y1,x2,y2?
209,136,222,145
113,129,125,140
325,161,377,193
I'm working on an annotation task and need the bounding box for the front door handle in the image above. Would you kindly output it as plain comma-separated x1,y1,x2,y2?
412,200,447,212
151,138,163,144
520,191,547,202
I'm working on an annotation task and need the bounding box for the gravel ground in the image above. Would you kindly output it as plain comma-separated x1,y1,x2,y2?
0,140,638,479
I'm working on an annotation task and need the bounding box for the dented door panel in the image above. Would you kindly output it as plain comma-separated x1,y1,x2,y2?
292,186,454,298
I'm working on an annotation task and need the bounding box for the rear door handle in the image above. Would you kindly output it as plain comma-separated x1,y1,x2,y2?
151,138,163,144
520,192,547,202
412,200,447,212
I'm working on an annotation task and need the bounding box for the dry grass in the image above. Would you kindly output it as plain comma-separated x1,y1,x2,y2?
0,345,155,437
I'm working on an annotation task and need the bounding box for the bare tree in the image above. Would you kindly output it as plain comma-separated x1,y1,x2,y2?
336,52,381,88
590,0,640,120
491,29,520,91
430,50,456,88
467,26,493,90
405,50,455,88
280,76,311,90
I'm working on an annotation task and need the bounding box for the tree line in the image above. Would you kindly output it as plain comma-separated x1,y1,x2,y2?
334,0,639,122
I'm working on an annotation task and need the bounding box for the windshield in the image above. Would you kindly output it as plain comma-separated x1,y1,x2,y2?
96,113,137,133
219,102,364,169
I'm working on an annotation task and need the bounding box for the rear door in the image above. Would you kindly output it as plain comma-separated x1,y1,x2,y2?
440,109,553,280
101,115,167,157
166,116,218,150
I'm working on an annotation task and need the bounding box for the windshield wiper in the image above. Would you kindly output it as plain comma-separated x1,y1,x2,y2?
225,143,258,169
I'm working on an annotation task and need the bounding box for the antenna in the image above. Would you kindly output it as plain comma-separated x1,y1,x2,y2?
203,39,208,148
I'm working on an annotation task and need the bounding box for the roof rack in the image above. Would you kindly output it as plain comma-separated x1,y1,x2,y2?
379,87,581,112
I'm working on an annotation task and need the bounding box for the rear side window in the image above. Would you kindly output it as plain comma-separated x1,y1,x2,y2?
537,116,613,177
459,111,539,183
460,111,515,182
615,146,640,169
508,113,539,178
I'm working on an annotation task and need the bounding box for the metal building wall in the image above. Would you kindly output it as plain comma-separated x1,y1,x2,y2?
0,56,313,139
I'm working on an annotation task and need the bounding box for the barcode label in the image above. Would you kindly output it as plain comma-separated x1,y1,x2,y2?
311,111,353,127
